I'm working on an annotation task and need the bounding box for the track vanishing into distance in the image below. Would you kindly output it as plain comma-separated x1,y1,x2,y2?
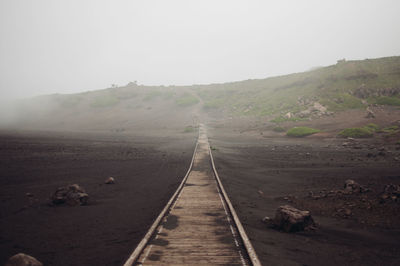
124,124,261,266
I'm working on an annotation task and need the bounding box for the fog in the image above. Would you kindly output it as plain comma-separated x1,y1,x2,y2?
1,0,400,101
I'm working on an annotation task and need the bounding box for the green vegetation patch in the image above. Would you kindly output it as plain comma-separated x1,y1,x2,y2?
270,116,307,123
203,98,225,109
369,96,400,106
183,126,195,133
338,127,373,138
175,94,199,107
365,123,379,132
381,125,399,133
162,91,175,100
143,91,163,101
91,95,119,108
286,127,321,137
272,126,286,132
57,95,83,108
319,94,364,111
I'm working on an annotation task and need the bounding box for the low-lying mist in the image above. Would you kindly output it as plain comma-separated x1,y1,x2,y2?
2,56,400,134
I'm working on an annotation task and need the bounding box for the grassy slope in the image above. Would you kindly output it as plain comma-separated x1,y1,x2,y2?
12,56,400,131
195,56,400,117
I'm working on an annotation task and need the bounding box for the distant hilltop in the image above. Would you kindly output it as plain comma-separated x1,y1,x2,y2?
7,56,400,132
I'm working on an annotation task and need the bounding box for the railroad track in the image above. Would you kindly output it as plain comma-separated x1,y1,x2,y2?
124,124,261,265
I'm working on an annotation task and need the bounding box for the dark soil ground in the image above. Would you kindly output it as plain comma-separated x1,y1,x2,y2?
1,106,400,266
209,128,400,266
0,130,196,266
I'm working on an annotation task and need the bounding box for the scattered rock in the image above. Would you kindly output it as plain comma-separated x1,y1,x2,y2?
263,205,316,232
308,180,370,199
344,179,360,192
5,253,43,266
261,216,274,227
380,184,400,203
105,177,115,184
365,107,375,118
51,184,89,206
336,207,352,218
313,102,327,113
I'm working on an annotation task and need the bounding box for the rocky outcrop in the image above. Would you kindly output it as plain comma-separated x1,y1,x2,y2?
297,102,330,118
353,86,400,99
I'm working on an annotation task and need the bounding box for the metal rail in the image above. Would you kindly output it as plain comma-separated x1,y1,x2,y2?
209,144,261,266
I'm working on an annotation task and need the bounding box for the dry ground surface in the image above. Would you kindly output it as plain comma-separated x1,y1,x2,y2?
209,126,400,266
0,130,196,266
1,106,400,266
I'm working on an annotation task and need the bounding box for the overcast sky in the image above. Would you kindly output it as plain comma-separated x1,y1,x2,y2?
1,0,400,100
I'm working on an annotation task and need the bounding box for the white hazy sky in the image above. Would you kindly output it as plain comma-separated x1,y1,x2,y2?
1,0,400,100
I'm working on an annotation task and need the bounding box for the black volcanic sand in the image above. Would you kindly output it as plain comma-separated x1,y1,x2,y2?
0,130,196,266
209,129,400,266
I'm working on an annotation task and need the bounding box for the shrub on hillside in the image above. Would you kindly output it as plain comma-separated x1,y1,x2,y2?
286,127,320,137
183,126,195,133
381,125,399,133
339,127,373,138
273,126,286,132
90,95,119,108
365,123,379,132
271,116,307,123
175,94,199,107
370,96,400,106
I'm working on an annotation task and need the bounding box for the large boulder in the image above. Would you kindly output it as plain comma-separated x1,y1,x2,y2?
263,205,316,232
5,253,42,266
51,184,89,206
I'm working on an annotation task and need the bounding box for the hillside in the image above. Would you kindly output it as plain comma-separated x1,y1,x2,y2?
8,56,400,133
196,56,400,120
12,84,202,133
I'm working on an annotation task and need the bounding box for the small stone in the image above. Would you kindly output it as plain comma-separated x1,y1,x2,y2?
105,177,115,184
5,253,43,266
262,216,275,227
344,179,360,193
